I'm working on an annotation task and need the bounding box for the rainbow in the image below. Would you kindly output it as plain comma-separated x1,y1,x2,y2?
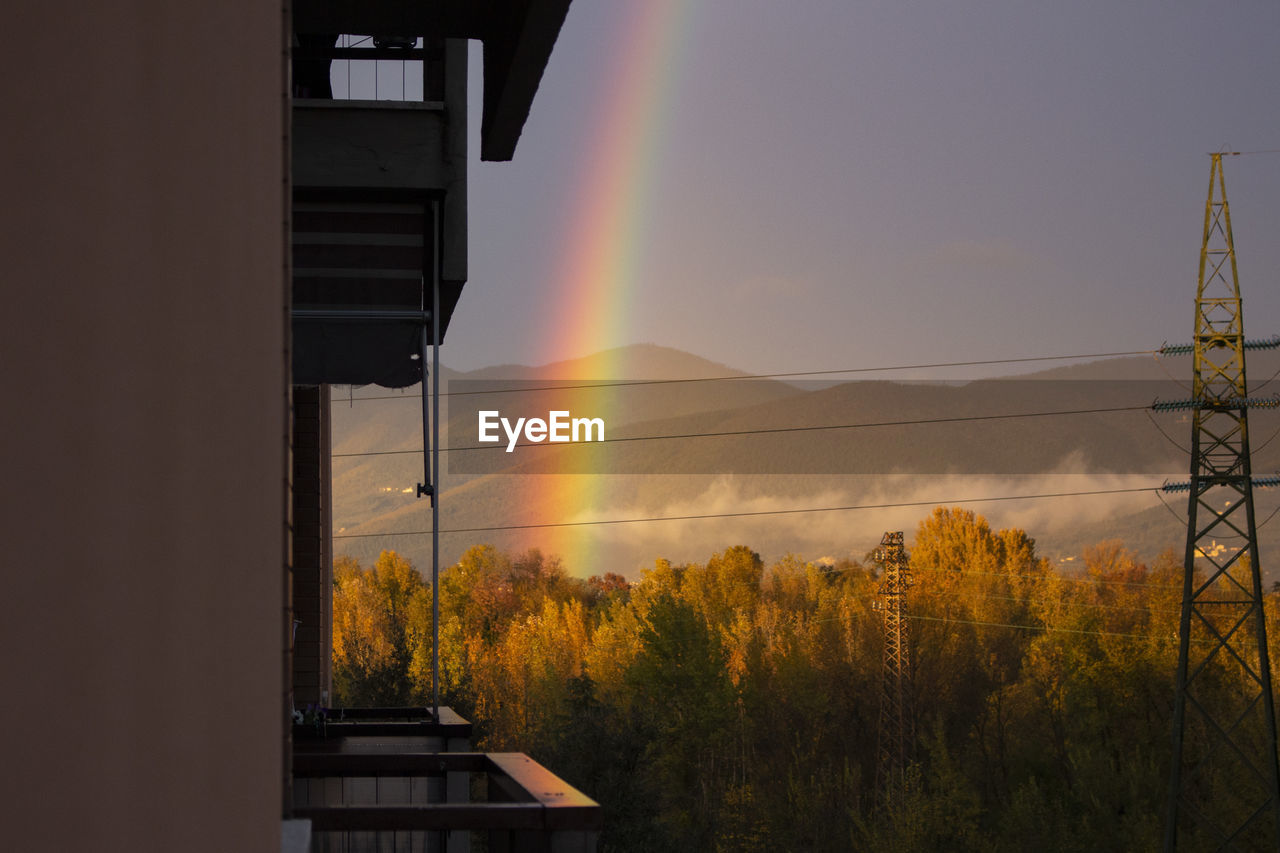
522,0,694,574
540,0,690,364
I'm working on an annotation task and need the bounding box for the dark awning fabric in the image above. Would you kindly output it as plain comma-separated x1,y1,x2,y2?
292,319,423,388
292,198,433,388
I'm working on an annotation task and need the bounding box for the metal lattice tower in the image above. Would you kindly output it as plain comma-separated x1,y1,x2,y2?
873,531,914,806
1164,154,1280,852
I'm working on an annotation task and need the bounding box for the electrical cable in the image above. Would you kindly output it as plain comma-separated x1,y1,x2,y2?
1255,502,1280,532
330,403,1153,458
906,560,1179,591
901,613,1247,647
1152,350,1193,393
1248,360,1280,395
331,485,1157,539
904,612,1159,641
1155,489,1189,526
335,348,1162,402
1144,408,1191,455
1250,420,1280,457
685,558,1184,602
801,608,1231,646
854,580,1183,613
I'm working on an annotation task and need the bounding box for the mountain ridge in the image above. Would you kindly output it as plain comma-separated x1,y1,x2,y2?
330,344,1280,578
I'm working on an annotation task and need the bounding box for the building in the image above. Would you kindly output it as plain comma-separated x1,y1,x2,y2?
2,2,594,850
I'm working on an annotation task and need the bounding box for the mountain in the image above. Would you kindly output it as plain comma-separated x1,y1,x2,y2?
330,346,1280,579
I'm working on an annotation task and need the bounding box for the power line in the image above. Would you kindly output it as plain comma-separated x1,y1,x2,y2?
840,580,1181,612
805,606,1227,646
335,348,1162,402
330,403,1154,458
908,612,1154,641
907,561,1180,591
779,566,1182,602
651,553,1184,600
331,485,1158,539
1017,596,1181,615
902,613,1217,645
1144,408,1190,455
625,551,1182,602
921,587,1182,614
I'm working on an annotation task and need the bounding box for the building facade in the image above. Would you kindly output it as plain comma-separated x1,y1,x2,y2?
2,2,576,849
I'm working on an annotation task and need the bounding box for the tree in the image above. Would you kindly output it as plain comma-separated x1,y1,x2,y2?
331,551,431,706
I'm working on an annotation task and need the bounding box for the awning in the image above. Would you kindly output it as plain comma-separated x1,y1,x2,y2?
291,198,436,388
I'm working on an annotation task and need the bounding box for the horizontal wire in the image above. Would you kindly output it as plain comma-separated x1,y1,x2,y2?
924,589,1181,614
900,613,1232,645
331,403,1154,458
674,554,1182,598
906,612,1158,641
808,604,1253,647
796,564,1272,641
601,551,1182,602
906,561,1178,591
671,558,1178,599
800,569,1183,610
336,348,1161,402
392,559,1238,644
797,607,1217,645
332,486,1157,539
825,556,1183,592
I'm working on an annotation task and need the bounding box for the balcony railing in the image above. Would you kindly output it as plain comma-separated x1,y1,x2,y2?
293,705,472,744
291,707,600,852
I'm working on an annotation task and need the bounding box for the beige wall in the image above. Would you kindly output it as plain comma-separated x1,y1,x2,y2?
1,3,286,850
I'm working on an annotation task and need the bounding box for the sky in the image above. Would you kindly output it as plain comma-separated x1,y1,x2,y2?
446,0,1280,378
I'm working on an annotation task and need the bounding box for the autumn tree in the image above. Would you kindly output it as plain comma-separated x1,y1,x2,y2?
331,550,431,706
331,525,1196,852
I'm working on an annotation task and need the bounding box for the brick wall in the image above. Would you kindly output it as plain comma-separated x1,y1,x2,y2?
292,385,333,707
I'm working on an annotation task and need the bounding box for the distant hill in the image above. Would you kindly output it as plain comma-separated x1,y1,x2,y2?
330,345,1280,580
1010,348,1280,382
462,343,765,383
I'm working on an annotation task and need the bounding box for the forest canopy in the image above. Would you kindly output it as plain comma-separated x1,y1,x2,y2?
330,508,1280,852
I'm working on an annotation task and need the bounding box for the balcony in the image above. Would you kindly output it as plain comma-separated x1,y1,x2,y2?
291,38,467,389
291,707,601,852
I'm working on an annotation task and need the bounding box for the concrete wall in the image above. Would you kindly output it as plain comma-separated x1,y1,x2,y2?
1,2,286,850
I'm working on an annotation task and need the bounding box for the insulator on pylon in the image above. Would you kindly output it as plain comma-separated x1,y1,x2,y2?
1151,395,1280,412
1161,475,1280,493
1160,333,1280,355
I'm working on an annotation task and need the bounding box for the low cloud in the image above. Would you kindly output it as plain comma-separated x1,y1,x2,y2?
563,468,1168,571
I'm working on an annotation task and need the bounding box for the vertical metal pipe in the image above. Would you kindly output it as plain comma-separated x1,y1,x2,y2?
419,326,432,497
432,256,441,720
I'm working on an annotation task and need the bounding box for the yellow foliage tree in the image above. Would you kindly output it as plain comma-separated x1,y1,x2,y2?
331,550,431,706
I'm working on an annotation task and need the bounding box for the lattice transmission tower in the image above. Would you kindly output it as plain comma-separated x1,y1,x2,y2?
873,530,914,806
1164,153,1280,851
